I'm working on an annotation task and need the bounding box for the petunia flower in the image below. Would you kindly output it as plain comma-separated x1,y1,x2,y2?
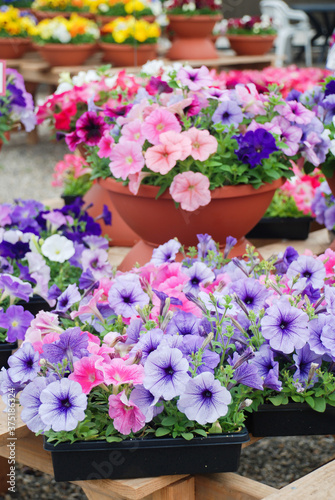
183,127,218,161
145,142,182,175
169,171,211,212
108,390,146,435
141,108,181,145
109,141,144,180
69,355,105,394
41,234,75,263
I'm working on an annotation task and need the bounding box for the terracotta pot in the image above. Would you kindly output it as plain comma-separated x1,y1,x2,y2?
326,174,335,198
98,176,284,270
99,42,157,66
226,34,277,56
0,37,31,59
32,42,97,66
96,14,155,26
167,14,222,60
0,132,10,152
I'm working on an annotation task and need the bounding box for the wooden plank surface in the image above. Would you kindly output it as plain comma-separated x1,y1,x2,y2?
0,400,30,447
195,473,278,500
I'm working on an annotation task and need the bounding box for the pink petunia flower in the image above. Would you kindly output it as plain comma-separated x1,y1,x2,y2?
99,357,144,387
71,289,105,322
128,171,150,195
97,131,115,158
169,171,211,212
275,100,315,125
159,131,192,161
69,355,105,394
145,142,183,174
141,108,181,145
109,141,144,180
119,119,145,146
182,128,218,161
108,390,146,435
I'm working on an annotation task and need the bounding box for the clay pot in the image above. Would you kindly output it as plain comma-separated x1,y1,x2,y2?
98,176,284,271
31,9,94,21
326,174,335,199
226,34,277,56
32,42,97,66
99,42,157,66
0,37,31,59
167,14,222,60
96,14,155,26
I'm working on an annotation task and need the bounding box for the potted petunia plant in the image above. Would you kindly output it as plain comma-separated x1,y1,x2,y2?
74,64,330,269
52,153,93,204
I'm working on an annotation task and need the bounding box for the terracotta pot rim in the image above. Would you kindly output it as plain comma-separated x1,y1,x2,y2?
98,176,284,201
0,37,30,43
226,34,277,41
168,14,223,21
32,42,97,50
99,41,157,51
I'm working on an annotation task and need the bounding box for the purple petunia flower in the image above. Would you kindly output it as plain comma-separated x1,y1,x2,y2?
183,262,215,296
212,100,243,128
276,100,315,125
125,318,144,345
286,255,326,289
293,344,322,383
146,76,173,95
252,344,282,391
151,239,181,266
165,310,201,337
197,233,218,259
0,305,34,342
20,377,52,433
8,342,39,384
0,367,25,407
42,327,89,365
177,372,231,425
261,298,309,354
233,128,278,168
274,246,299,275
177,66,212,91
55,284,81,313
223,236,237,259
152,289,183,316
0,274,33,303
131,328,164,363
143,346,189,400
129,385,163,422
320,318,335,358
229,278,270,313
181,335,220,374
39,378,87,432
108,275,149,318
228,351,264,390
78,268,99,292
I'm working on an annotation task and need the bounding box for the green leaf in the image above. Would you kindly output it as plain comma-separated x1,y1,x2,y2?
313,397,326,413
181,432,194,441
106,436,123,443
305,396,315,408
193,429,208,437
155,427,171,437
161,416,177,427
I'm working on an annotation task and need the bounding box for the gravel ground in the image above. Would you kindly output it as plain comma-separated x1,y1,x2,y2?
0,96,335,499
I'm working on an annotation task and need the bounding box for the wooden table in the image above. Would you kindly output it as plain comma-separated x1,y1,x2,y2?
0,229,334,499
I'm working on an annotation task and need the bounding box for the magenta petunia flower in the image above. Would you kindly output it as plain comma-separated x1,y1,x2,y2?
169,171,211,212
69,355,105,394
100,357,144,387
108,390,146,435
75,111,109,146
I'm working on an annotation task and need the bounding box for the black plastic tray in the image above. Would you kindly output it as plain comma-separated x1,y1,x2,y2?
17,295,53,316
245,403,335,437
0,341,18,369
246,217,312,240
44,427,250,482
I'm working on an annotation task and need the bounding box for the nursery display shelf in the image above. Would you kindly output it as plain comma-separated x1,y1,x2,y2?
6,50,276,87
0,399,334,500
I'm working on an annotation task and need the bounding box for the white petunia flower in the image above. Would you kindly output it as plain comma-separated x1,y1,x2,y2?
41,234,75,263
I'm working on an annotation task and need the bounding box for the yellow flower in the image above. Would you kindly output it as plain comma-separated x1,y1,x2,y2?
124,0,146,14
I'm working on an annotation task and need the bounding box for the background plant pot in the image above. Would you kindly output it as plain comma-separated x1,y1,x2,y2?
246,216,312,240
245,403,335,437
226,34,276,56
0,341,18,369
61,194,83,205
0,37,31,59
32,42,97,66
167,14,221,60
99,42,157,67
44,428,249,482
31,9,94,21
98,177,284,270
96,14,155,26
17,295,53,316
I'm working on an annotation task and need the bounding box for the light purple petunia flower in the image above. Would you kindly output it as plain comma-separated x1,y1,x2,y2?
108,275,149,318
177,65,212,91
212,100,243,128
276,100,315,125
308,313,334,356
42,327,89,365
8,342,39,384
152,289,183,316
252,344,282,391
177,372,231,425
129,385,163,422
81,248,112,280
274,246,299,275
125,318,144,345
0,367,24,407
229,278,270,313
0,275,33,302
143,346,189,400
320,319,335,359
55,284,81,313
39,378,87,432
324,204,335,231
286,255,326,289
181,335,220,374
165,310,201,337
151,239,181,266
261,298,309,354
324,285,335,315
197,234,218,259
228,351,264,390
83,235,110,251
131,328,164,363
271,116,303,156
183,262,215,296
293,344,322,383
0,305,34,342
20,377,52,433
